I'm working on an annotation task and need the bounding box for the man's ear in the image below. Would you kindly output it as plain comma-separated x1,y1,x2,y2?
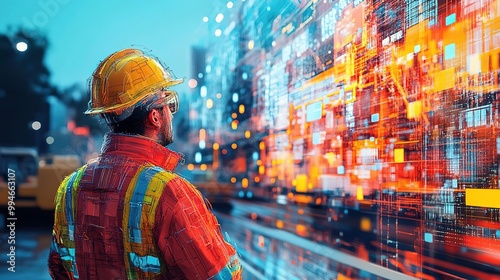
145,109,162,129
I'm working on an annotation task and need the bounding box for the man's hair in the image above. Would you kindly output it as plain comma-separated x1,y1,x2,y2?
107,105,164,135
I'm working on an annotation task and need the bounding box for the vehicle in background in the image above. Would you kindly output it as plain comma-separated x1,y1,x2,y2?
0,147,81,210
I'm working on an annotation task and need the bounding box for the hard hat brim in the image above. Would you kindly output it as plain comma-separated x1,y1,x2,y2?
84,78,184,115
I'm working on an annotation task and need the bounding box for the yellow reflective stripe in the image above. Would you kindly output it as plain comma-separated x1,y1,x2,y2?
141,170,176,237
53,166,86,243
53,174,72,238
53,166,86,277
123,165,178,277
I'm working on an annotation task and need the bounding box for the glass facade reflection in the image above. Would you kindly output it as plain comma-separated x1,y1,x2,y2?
191,0,500,278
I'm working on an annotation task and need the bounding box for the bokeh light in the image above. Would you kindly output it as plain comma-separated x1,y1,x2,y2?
16,42,28,52
31,121,41,130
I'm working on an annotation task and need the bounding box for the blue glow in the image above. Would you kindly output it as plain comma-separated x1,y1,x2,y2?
200,86,207,97
414,45,421,53
371,113,379,122
445,43,456,60
312,132,320,145
446,13,456,26
424,233,433,243
252,151,259,161
195,152,202,163
306,101,322,122
338,166,345,175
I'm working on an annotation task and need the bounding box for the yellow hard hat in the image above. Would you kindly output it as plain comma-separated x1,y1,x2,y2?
85,48,183,116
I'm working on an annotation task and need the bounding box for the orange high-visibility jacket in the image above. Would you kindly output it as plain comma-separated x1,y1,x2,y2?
48,133,242,279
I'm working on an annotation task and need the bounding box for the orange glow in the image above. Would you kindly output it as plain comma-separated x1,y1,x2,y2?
258,235,264,248
295,174,308,193
256,159,262,166
295,224,307,237
213,143,219,150
254,176,260,183
394,148,405,163
259,141,265,150
258,166,265,175
231,143,238,149
297,209,304,215
276,219,284,229
360,217,371,232
466,189,500,208
231,120,238,130
230,177,236,183
187,164,194,170
239,104,245,114
199,129,206,140
315,197,322,205
251,213,258,220
356,186,364,201
245,130,251,138
232,113,237,119
200,164,207,171
73,126,90,136
242,178,248,188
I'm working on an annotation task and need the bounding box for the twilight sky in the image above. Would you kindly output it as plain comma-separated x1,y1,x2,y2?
0,0,229,92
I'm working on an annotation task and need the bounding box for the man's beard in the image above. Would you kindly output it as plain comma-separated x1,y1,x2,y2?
157,120,173,147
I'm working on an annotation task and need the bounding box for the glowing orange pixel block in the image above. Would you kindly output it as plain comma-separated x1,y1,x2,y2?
466,189,500,208
394,148,405,163
433,67,456,92
356,186,364,201
407,100,422,119
295,174,308,193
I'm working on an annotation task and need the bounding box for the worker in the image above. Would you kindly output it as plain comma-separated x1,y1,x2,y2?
48,48,242,279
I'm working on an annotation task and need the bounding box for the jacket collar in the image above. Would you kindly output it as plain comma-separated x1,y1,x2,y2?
100,133,184,171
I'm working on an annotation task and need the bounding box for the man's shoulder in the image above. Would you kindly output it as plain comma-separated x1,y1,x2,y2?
144,166,199,197
144,165,184,182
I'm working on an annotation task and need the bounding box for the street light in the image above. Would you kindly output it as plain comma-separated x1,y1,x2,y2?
215,13,224,23
31,121,41,130
46,136,54,145
16,41,28,52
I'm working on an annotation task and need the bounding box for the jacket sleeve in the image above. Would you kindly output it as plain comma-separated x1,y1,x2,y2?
48,232,71,279
155,177,242,279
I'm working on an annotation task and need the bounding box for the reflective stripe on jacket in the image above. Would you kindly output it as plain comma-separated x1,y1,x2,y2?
49,133,242,279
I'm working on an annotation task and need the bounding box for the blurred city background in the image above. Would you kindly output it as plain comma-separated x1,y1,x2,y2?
1,0,500,279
